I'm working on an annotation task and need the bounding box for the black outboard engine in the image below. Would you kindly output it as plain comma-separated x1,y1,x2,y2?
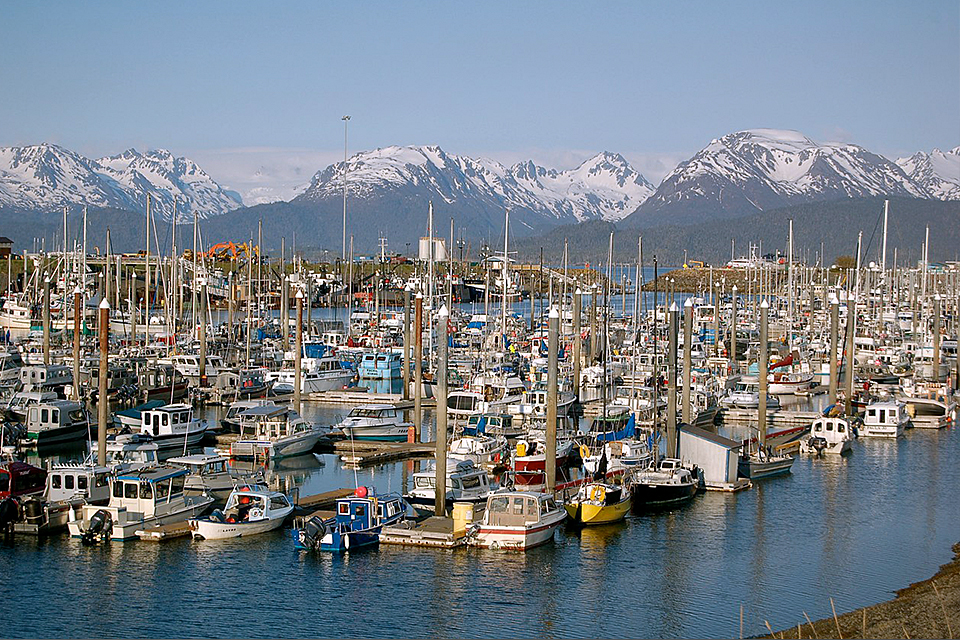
298,516,327,551
81,509,112,545
809,436,828,455
0,498,20,533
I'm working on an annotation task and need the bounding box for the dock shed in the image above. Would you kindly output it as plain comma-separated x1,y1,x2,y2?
678,424,750,491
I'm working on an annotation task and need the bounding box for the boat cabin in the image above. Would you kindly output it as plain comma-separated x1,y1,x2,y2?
139,404,197,438
109,466,189,517
0,460,47,499
26,400,88,435
46,464,111,503
483,492,558,528
18,364,72,393
6,390,58,417
103,435,160,470
166,454,229,478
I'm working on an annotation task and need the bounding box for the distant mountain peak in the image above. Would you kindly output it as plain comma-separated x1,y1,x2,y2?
897,147,960,200
0,143,242,218
298,144,654,223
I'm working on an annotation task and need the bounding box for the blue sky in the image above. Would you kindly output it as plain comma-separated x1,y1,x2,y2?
1,1,957,201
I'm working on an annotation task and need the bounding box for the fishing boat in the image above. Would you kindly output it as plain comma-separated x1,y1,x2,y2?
862,400,910,438
358,351,403,380
11,462,111,535
101,434,160,472
406,459,495,510
469,490,566,550
564,482,631,526
512,436,575,491
137,365,189,402
220,399,274,432
800,416,855,456
737,445,795,479
67,465,214,542
334,405,412,442
114,400,166,430
230,404,323,459
292,486,413,552
268,355,353,394
4,390,58,422
721,379,781,409
448,434,509,470
627,458,699,509
134,403,208,453
167,454,251,500
188,485,293,540
23,400,90,448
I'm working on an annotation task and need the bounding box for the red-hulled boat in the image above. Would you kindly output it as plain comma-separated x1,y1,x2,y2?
511,438,575,491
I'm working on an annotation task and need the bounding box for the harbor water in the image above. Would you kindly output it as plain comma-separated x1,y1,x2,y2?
3,395,958,638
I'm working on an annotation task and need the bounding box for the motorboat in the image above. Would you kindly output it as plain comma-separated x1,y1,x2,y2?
512,437,575,491
468,490,566,550
901,394,957,429
359,352,403,380
101,434,161,472
67,465,214,542
406,459,496,510
169,354,225,385
189,485,293,540
293,486,413,552
4,390,58,422
737,446,795,479
447,390,483,425
22,400,90,448
231,404,324,459
564,482,631,526
467,412,524,439
581,438,653,477
768,371,815,395
448,434,509,470
137,365,189,402
134,403,208,453
16,364,73,396
335,405,412,442
114,400,166,430
862,400,911,438
627,458,699,509
268,355,353,394
167,454,252,500
800,416,855,456
510,385,576,418
0,459,47,501
721,379,781,409
11,462,111,535
220,399,276,432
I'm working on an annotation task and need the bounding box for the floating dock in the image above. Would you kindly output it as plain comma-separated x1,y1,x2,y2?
335,440,436,466
721,408,820,429
380,516,468,548
304,390,434,408
136,522,193,541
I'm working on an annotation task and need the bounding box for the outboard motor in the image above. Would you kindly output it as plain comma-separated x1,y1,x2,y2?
23,497,44,526
297,516,327,551
809,436,828,455
81,509,112,545
0,497,20,533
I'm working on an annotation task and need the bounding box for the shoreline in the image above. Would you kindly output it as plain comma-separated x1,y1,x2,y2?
767,541,960,639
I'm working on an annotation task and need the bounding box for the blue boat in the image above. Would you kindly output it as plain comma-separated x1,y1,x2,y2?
358,352,403,380
292,487,414,552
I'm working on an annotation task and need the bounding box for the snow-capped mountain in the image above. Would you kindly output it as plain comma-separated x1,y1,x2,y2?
623,129,929,227
0,143,242,219
896,147,960,200
298,145,653,223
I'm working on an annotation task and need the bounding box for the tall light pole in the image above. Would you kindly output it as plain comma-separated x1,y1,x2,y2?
342,115,351,261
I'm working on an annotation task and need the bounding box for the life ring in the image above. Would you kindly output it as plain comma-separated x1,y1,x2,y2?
579,444,590,460
248,507,264,520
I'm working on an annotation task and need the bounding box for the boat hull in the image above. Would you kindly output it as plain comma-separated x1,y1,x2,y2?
565,497,631,525
190,512,290,540
631,481,697,509
472,512,565,551
738,455,795,479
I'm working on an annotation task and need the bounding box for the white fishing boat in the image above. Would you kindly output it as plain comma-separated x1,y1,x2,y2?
448,434,510,469
188,485,293,540
268,355,353,394
800,416,855,455
335,405,412,442
67,466,214,542
231,404,323,459
134,404,208,453
862,400,910,438
469,490,566,551
406,459,496,510
167,454,253,499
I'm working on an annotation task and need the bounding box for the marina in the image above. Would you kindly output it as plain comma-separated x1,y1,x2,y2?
1,206,959,638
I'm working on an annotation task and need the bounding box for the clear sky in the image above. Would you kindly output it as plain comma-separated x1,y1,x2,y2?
1,1,957,202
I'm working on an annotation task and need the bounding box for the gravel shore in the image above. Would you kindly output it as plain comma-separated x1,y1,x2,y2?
768,542,959,639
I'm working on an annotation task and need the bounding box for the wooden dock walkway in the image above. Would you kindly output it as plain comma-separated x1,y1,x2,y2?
136,522,193,541
721,408,820,429
334,440,436,466
303,390,434,408
380,516,468,548
294,487,356,511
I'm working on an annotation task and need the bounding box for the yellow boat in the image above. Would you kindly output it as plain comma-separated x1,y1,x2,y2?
564,482,631,526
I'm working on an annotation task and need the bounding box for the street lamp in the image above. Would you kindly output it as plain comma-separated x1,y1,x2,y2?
341,115,351,262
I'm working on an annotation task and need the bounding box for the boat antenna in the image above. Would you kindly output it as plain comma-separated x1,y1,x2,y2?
652,256,659,465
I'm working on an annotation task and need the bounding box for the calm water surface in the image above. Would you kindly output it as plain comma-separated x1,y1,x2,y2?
3,398,958,638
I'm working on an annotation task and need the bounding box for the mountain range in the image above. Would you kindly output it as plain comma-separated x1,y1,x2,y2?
0,131,956,253
0,143,242,221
